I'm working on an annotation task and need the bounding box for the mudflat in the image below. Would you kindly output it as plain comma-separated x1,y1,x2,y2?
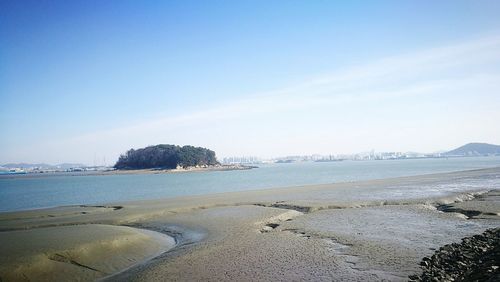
0,224,175,281
0,167,499,281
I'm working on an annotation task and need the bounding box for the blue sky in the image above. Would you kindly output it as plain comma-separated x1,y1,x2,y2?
1,0,500,164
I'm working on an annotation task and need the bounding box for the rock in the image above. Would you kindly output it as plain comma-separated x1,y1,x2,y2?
408,274,419,280
409,228,499,281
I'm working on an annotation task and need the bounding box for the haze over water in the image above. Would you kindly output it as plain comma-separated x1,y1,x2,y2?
1,156,499,213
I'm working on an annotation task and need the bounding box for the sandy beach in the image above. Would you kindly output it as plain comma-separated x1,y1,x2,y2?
0,167,499,281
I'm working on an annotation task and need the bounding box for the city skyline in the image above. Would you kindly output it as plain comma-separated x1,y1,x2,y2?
1,142,495,168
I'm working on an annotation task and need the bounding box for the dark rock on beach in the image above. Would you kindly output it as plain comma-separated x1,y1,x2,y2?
409,228,499,282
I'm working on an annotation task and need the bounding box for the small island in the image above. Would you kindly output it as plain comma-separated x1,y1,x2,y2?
113,144,255,173
114,144,219,169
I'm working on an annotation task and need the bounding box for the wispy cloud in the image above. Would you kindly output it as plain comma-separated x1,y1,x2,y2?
6,34,500,163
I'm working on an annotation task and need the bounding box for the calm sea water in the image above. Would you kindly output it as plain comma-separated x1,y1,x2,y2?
1,157,500,212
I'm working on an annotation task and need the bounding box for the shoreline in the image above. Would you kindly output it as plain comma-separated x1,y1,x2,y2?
1,168,499,281
0,164,257,179
106,164,257,175
1,166,499,215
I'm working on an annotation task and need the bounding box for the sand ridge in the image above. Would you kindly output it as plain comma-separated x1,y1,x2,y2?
0,224,175,281
0,167,499,281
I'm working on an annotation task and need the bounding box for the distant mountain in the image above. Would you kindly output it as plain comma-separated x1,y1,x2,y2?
2,163,52,169
1,163,86,169
444,143,500,156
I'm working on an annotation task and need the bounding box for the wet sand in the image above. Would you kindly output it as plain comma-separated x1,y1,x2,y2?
0,224,175,281
0,167,499,281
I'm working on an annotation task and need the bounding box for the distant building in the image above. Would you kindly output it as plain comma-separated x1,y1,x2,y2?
222,156,261,164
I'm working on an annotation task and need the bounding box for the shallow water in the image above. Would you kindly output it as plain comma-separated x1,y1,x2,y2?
1,156,500,212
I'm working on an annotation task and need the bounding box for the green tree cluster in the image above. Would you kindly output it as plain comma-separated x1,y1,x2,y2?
114,144,218,169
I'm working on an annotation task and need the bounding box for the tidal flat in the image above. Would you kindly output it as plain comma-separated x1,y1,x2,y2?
0,168,499,281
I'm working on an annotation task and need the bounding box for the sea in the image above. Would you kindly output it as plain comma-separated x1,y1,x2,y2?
1,156,500,213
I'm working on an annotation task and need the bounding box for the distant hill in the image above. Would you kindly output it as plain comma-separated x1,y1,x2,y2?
444,143,500,156
114,144,219,169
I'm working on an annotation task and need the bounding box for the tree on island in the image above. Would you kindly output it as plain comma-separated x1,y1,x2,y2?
114,144,219,169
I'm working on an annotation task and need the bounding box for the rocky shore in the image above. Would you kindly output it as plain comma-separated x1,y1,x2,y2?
410,228,499,282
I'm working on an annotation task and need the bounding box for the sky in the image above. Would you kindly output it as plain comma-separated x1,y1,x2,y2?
1,0,500,165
